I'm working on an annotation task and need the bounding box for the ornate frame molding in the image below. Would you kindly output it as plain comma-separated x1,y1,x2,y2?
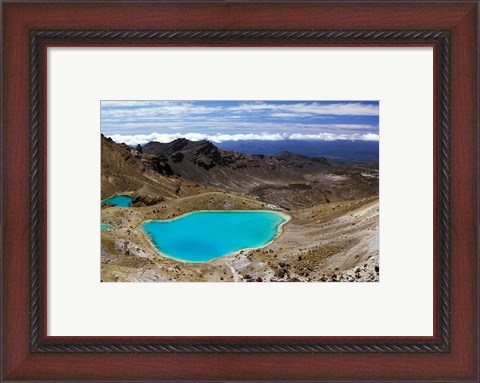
29,29,450,353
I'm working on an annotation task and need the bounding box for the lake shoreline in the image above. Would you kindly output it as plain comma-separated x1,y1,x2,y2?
101,192,378,282
140,210,291,264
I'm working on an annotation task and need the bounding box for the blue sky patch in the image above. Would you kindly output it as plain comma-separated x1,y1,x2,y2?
101,100,379,146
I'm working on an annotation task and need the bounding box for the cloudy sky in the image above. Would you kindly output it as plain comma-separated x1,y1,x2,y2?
101,101,379,146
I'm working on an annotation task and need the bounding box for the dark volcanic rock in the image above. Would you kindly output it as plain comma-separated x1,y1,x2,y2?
142,138,330,176
275,268,285,278
142,141,169,154
131,195,165,207
191,141,224,169
103,135,377,210
148,155,174,176
171,152,184,163
101,135,185,199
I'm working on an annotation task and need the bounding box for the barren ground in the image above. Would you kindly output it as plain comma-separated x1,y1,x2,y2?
101,192,378,282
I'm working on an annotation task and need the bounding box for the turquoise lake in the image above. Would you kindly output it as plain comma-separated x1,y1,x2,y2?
142,211,289,263
103,195,134,207
101,224,114,231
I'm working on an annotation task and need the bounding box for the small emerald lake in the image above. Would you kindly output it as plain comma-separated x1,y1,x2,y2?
142,210,290,263
103,195,134,207
101,224,114,231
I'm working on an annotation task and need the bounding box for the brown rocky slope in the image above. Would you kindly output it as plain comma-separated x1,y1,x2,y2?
101,136,379,282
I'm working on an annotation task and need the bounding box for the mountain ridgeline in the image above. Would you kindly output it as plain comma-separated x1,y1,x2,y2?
143,138,330,173
101,135,378,210
215,139,379,163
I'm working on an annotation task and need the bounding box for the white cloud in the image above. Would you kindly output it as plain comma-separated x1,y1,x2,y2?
289,132,380,141
360,133,380,141
107,132,379,146
289,133,347,141
101,120,378,135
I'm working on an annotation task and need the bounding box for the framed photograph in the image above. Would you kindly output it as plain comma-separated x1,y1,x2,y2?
100,99,379,282
2,1,478,382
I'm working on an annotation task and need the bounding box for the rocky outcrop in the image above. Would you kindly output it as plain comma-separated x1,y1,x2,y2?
101,135,185,200
320,256,379,282
103,136,378,210
131,195,165,207
147,154,174,176
143,138,330,173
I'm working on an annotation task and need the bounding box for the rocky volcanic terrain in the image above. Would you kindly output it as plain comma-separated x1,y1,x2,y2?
101,135,379,282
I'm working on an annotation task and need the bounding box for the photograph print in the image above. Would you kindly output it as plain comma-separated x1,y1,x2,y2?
101,101,379,282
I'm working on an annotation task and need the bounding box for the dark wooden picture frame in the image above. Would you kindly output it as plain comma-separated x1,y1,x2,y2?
2,1,478,381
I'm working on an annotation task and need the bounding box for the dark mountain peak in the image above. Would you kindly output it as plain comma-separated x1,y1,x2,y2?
187,141,223,170
125,137,332,178
143,141,169,154
191,140,217,153
143,138,214,155
142,138,222,170
167,138,191,152
173,137,189,143
174,139,214,152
